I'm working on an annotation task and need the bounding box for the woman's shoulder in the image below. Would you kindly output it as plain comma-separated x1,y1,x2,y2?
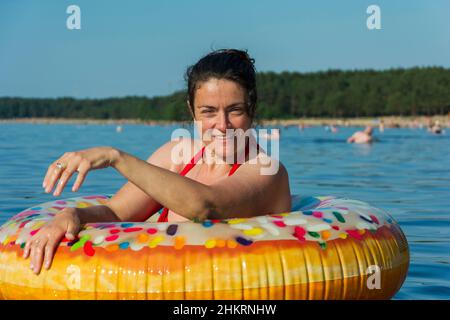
242,150,288,181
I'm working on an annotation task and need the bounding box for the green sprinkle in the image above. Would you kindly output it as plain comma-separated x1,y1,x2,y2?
318,242,327,250
308,231,320,238
70,234,90,251
333,211,346,223
20,242,25,249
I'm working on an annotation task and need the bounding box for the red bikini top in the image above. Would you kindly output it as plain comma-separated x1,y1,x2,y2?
157,144,255,222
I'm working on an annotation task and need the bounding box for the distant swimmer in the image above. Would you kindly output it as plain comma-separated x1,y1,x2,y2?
347,126,374,144
116,125,123,133
430,121,442,135
330,125,338,133
379,120,385,133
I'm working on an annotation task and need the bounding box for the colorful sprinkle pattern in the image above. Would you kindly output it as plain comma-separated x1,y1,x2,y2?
0,194,396,257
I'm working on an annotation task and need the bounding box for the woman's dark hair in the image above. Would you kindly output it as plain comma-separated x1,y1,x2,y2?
185,49,257,120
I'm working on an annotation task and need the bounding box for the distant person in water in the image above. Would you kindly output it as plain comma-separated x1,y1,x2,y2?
347,126,374,144
430,121,442,134
379,120,385,133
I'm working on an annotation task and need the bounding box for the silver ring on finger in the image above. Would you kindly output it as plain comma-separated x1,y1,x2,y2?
56,162,66,170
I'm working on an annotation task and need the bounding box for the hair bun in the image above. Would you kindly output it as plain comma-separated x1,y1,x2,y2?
217,49,255,65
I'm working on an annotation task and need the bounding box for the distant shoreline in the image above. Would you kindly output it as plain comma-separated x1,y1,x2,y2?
0,116,448,128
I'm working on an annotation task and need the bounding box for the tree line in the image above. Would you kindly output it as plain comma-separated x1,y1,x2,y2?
1,67,449,120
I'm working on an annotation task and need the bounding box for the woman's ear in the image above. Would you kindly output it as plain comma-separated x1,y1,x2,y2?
187,100,196,120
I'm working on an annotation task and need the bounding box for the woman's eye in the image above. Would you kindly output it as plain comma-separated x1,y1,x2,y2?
230,108,244,114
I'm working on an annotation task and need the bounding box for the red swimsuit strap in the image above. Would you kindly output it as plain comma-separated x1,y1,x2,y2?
157,143,257,223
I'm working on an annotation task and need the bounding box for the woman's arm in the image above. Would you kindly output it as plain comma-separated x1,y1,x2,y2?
111,150,291,221
111,148,211,220
80,140,190,222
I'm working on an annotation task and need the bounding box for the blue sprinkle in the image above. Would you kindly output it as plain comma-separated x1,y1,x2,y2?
67,240,76,247
166,224,178,236
26,214,40,219
235,236,253,246
119,242,130,250
322,218,333,223
302,211,313,216
360,215,374,223
121,223,134,228
29,207,42,211
202,220,213,228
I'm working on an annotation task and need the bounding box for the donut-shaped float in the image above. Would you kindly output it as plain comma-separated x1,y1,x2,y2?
0,194,409,300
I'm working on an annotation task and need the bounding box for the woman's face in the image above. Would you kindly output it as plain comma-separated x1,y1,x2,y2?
191,78,252,160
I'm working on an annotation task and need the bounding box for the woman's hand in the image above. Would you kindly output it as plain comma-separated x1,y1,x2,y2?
43,146,119,196
23,207,82,274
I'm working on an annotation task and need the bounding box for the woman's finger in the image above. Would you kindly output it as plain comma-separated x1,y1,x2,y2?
43,153,71,191
43,235,63,270
72,161,91,192
45,166,64,194
43,162,58,190
23,239,32,259
30,237,48,274
53,161,80,196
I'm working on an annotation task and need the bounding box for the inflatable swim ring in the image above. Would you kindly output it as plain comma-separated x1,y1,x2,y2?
0,194,409,300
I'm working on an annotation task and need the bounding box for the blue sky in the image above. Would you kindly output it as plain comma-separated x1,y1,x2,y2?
1,0,449,98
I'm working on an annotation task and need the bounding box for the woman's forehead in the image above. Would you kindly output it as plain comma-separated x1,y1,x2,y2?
195,79,246,105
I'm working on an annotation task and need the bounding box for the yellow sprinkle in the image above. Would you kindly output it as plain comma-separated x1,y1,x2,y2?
76,201,92,208
322,230,331,240
226,239,238,248
279,213,289,216
149,236,164,248
105,244,119,252
339,233,348,239
174,236,185,250
2,236,10,245
359,229,366,235
137,233,149,243
31,221,46,230
216,239,226,248
205,239,216,249
243,228,264,236
227,218,247,225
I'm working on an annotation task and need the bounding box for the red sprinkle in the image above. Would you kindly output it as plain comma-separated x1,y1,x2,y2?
30,229,41,236
124,227,143,233
370,215,380,224
312,211,323,218
273,220,286,228
346,229,363,240
294,226,306,237
332,225,340,230
272,215,284,219
147,228,158,234
83,241,95,257
109,229,121,234
105,235,119,242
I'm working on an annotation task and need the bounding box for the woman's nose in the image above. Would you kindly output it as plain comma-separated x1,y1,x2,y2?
216,111,231,132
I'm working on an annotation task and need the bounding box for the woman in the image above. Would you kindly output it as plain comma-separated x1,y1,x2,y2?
23,49,292,274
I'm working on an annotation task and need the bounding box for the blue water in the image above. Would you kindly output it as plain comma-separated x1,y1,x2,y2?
0,123,449,299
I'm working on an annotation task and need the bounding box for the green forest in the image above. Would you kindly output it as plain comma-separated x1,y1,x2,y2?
1,67,449,121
